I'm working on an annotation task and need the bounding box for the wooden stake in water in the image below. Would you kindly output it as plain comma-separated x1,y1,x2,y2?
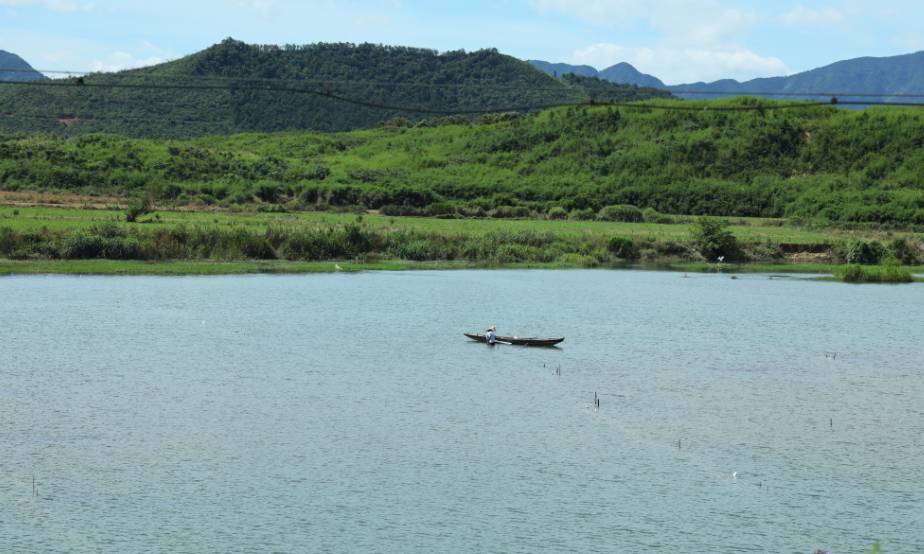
32,474,36,497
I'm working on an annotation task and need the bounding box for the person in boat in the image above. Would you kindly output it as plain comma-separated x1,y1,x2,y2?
485,325,497,345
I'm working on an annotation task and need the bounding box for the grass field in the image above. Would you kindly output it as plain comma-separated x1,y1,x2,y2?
0,205,907,243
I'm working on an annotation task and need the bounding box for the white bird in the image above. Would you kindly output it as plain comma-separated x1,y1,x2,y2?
335,264,343,272
718,256,725,263
732,471,738,480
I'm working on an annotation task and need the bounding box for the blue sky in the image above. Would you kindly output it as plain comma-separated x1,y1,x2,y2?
2,0,923,84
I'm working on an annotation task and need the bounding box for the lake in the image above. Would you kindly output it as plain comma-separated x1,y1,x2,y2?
2,270,922,553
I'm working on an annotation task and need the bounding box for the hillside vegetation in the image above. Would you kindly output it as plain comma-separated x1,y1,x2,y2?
3,98,924,226
0,39,667,137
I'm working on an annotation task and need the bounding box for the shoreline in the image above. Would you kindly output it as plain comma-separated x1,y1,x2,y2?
2,258,922,281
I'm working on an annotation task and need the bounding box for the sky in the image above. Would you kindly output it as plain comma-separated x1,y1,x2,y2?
2,0,924,84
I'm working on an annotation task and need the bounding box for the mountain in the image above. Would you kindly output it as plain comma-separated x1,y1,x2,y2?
0,50,44,82
526,60,598,78
533,51,924,105
529,60,666,88
598,63,665,89
669,51,924,103
0,39,668,138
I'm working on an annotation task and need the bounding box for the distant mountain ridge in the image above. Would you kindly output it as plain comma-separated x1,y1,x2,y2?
599,63,666,90
0,50,44,82
528,60,665,88
527,60,598,78
531,50,924,103
667,50,924,103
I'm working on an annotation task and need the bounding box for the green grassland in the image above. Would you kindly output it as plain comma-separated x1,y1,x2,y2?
0,205,878,243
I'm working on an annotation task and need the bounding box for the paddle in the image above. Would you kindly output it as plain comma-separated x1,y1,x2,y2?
493,340,512,345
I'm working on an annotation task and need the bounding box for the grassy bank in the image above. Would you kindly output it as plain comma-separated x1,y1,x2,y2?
3,258,922,278
0,204,908,242
0,259,544,276
1,204,922,277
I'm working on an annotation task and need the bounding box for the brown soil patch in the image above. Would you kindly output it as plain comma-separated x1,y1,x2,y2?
789,252,837,264
0,191,127,209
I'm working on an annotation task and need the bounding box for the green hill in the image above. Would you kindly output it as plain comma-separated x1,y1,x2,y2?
0,38,668,137
2,98,924,227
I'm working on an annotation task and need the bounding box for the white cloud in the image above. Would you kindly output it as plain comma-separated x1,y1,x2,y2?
892,33,924,52
0,0,93,11
352,13,393,27
571,42,791,84
531,2,793,83
530,0,759,47
779,5,844,26
91,51,166,72
237,0,274,17
530,0,643,22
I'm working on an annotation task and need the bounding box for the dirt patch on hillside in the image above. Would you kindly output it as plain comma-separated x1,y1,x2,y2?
0,191,127,209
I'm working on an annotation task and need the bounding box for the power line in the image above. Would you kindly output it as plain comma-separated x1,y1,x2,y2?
670,89,924,99
0,67,596,94
0,78,589,115
5,67,924,99
4,76,924,123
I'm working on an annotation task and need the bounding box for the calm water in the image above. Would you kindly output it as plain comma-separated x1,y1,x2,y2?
1,270,922,553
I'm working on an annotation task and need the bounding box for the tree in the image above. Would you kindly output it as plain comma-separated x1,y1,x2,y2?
692,217,739,261
125,195,154,222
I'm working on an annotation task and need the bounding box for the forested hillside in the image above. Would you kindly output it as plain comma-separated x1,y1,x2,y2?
3,98,924,226
0,39,667,137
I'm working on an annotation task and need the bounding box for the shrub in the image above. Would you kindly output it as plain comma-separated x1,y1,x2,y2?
0,227,17,256
692,217,739,261
125,195,154,222
60,234,105,259
607,236,639,260
569,208,596,221
838,260,913,283
642,207,675,224
889,237,919,265
490,205,530,219
393,239,435,261
844,240,886,265
597,204,643,222
254,182,281,203
426,202,457,217
380,204,422,217
306,165,331,181
547,206,568,220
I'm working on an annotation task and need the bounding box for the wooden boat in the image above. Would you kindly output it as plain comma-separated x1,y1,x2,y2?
464,332,564,347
